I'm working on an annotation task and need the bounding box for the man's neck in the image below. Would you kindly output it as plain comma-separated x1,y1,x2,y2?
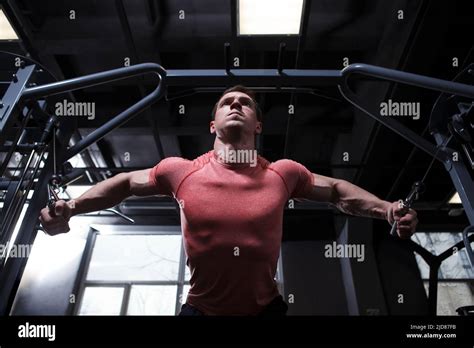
213,136,257,165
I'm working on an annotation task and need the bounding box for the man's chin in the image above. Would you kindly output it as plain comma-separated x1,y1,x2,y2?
218,122,250,137
224,120,245,128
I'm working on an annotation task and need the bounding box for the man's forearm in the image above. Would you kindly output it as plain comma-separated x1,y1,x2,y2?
69,173,131,216
332,180,391,220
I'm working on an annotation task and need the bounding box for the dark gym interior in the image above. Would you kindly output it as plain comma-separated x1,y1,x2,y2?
0,0,473,319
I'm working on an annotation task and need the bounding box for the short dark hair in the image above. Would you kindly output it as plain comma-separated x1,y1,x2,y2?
211,85,263,122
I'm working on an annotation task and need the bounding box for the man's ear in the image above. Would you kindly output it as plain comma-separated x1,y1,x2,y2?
255,121,262,135
210,120,216,134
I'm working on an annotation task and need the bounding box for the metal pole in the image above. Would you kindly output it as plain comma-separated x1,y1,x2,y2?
0,65,35,144
165,69,342,87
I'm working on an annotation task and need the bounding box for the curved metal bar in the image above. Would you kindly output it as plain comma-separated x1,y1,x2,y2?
341,63,474,99
21,63,166,99
338,63,474,163
20,63,166,161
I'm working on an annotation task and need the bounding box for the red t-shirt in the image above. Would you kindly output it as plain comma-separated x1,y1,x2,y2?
148,150,314,315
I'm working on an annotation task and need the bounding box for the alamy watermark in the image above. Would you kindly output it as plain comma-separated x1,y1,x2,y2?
55,99,95,120
324,241,365,262
0,242,32,259
380,99,420,120
216,148,258,167
18,322,55,342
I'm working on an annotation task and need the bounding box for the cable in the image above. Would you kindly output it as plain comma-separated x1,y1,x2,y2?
338,84,456,237
339,83,454,183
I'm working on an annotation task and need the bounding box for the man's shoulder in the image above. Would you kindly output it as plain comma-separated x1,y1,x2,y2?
153,152,213,171
193,151,214,167
267,158,305,171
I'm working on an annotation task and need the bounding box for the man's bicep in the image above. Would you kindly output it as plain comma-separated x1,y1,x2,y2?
304,173,338,203
129,168,162,196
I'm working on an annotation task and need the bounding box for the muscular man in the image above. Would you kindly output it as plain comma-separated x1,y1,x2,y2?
39,85,418,316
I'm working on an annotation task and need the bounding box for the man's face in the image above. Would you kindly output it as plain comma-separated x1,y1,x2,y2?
210,91,262,136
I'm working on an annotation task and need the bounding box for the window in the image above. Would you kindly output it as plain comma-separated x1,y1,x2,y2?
413,232,474,315
75,226,187,315
0,9,18,40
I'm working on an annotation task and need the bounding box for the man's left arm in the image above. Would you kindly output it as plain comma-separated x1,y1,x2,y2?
304,173,418,238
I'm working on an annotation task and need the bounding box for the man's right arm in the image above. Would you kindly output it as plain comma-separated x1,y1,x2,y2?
70,169,158,215
40,168,158,235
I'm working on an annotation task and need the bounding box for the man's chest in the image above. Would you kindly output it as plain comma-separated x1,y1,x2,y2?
176,173,288,225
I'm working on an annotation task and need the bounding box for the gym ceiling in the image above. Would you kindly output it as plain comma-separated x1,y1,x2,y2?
1,0,472,232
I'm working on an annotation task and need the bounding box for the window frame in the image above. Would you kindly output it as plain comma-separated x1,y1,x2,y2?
73,225,186,316
413,231,474,280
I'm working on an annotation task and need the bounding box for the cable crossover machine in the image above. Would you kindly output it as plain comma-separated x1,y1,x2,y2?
0,48,473,315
